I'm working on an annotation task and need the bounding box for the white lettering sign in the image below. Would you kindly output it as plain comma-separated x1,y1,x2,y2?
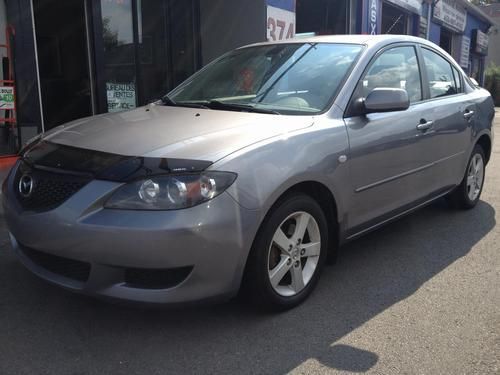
433,0,466,33
459,36,470,69
106,82,136,113
474,30,488,55
370,0,378,35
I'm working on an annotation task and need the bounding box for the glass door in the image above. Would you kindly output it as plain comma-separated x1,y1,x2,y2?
100,0,137,112
94,0,199,113
33,0,95,130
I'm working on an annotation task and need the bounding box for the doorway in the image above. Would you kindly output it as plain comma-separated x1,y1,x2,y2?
33,0,94,130
440,27,453,54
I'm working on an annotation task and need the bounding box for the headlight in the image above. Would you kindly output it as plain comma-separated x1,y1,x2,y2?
104,172,237,210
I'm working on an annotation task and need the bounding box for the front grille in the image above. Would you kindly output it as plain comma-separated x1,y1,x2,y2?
21,245,91,283
124,266,193,289
14,161,91,212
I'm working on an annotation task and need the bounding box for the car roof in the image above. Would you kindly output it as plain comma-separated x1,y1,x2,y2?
243,34,437,49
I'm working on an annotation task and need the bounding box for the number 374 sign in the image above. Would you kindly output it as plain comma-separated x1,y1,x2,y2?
267,0,295,41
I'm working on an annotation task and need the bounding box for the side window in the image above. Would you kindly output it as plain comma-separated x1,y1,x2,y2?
452,66,463,93
421,48,458,99
358,46,422,103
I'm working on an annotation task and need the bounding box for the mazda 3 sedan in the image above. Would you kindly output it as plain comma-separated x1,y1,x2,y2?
3,35,494,310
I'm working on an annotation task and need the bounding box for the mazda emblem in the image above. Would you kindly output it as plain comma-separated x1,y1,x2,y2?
18,174,34,198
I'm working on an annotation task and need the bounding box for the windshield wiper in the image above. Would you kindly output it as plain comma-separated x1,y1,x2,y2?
207,100,280,115
160,96,209,109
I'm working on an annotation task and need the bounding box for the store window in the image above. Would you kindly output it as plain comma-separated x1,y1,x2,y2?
137,0,169,104
381,2,411,34
101,0,198,112
101,0,137,113
296,0,353,35
169,0,198,88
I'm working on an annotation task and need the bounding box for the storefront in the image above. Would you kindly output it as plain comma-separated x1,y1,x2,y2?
427,0,493,86
429,0,467,58
362,0,421,35
361,0,493,84
4,0,269,147
1,0,494,152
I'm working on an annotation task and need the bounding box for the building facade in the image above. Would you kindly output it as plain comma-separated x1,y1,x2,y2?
480,2,500,68
0,0,495,154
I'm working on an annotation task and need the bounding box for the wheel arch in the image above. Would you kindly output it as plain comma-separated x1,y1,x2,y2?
247,180,341,271
476,134,492,164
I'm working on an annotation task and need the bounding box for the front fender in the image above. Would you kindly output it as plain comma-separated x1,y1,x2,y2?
211,121,351,226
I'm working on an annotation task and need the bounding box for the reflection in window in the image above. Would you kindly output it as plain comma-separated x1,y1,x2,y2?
359,46,422,103
422,48,458,99
170,43,362,115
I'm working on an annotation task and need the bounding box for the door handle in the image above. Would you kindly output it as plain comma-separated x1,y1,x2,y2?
416,120,433,131
463,110,475,119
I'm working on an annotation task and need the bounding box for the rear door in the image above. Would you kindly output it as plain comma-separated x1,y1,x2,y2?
344,44,437,231
417,46,473,191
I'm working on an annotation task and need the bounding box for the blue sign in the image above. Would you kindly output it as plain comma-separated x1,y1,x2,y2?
368,0,378,35
267,0,295,12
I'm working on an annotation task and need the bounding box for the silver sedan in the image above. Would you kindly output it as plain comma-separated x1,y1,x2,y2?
3,35,494,310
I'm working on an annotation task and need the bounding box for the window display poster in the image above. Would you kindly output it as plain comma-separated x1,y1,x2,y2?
106,82,136,112
0,87,15,110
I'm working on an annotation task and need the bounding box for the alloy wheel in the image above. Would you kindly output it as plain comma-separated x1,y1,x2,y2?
466,153,484,201
267,211,321,297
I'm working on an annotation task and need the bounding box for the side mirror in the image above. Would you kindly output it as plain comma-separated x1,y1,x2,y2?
363,88,410,114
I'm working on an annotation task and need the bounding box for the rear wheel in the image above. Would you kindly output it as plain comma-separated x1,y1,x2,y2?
243,194,328,310
448,145,485,209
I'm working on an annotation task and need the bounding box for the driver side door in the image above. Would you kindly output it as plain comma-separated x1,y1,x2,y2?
343,44,436,234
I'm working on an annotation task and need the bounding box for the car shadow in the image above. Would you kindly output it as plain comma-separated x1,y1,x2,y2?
0,199,495,374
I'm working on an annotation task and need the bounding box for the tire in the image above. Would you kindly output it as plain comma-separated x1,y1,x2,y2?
242,194,328,311
448,144,486,209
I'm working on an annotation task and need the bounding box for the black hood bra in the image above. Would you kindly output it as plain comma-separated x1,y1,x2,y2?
21,141,213,182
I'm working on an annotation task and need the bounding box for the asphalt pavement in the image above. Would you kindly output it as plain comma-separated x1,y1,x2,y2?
0,111,499,374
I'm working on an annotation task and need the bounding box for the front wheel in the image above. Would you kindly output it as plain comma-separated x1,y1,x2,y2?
448,145,486,209
243,194,328,310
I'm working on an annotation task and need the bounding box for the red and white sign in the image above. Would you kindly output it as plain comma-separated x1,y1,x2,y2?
267,5,295,41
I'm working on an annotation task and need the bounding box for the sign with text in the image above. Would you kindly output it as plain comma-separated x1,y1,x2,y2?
0,87,15,110
106,83,136,113
267,0,295,41
368,0,378,35
433,0,466,33
472,29,488,55
459,36,470,69
419,15,428,38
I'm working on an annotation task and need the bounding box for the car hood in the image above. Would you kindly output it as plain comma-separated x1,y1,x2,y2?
44,105,314,161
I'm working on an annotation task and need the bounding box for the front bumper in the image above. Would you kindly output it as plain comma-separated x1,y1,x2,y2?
3,164,261,304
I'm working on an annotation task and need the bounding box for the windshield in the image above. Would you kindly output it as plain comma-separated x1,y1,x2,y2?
168,43,363,115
